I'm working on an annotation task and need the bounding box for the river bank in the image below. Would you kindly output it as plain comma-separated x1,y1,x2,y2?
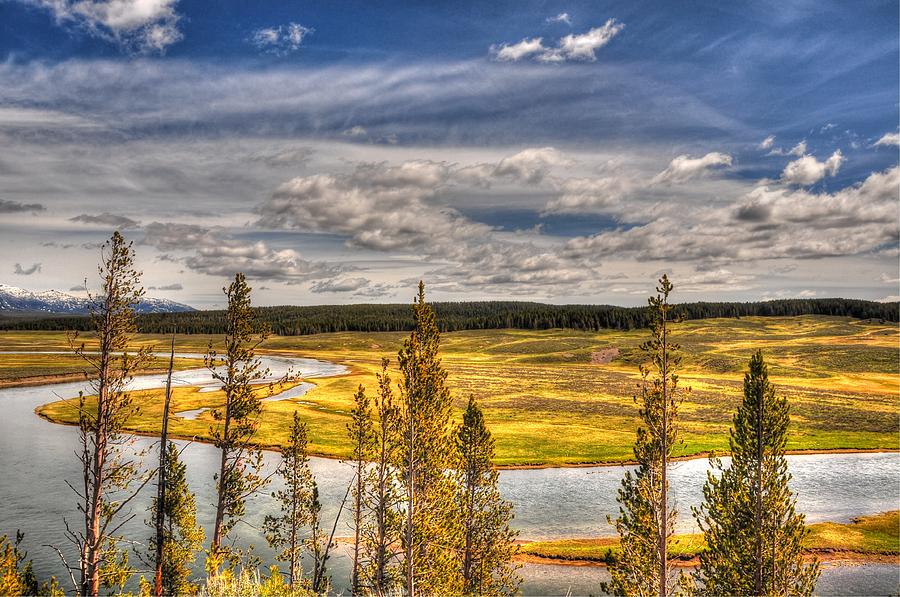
516,511,900,567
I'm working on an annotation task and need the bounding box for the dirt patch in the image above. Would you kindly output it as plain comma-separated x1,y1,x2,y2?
591,348,620,365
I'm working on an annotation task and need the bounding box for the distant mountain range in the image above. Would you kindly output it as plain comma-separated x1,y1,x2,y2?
0,284,195,315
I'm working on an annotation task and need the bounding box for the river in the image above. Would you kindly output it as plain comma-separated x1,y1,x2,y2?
0,353,897,595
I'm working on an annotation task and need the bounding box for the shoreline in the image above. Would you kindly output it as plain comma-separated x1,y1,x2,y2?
35,407,900,469
513,550,900,568
14,361,900,469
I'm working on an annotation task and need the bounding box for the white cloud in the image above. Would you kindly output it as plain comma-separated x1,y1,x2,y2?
251,22,313,54
873,132,900,147
491,37,547,61
342,125,368,137
546,12,572,25
767,140,807,157
780,149,843,186
651,152,733,185
28,0,183,53
758,135,775,150
491,19,623,63
544,176,635,213
140,222,339,282
566,166,899,263
309,277,370,293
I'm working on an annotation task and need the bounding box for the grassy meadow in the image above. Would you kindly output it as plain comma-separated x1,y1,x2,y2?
4,314,898,467
519,511,900,564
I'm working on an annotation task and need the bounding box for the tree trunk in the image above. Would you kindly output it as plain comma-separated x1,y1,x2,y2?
153,336,176,597
754,380,764,595
659,313,668,597
406,406,415,597
211,396,232,555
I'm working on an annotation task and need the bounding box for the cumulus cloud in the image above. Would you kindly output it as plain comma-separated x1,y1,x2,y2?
566,166,899,263
546,12,572,25
147,283,182,290
767,140,807,157
780,149,843,186
0,199,44,213
309,277,370,293
70,213,140,228
491,19,623,63
489,147,571,183
140,221,340,282
543,176,636,213
251,22,313,54
758,135,775,150
873,132,900,147
651,152,733,185
14,263,42,275
26,0,183,53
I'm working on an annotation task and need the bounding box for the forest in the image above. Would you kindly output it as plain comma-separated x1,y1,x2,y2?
1,297,896,335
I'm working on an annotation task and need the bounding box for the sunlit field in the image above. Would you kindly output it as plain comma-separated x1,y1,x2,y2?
6,314,897,467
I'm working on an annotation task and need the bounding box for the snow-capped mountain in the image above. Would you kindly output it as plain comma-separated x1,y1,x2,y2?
0,284,195,314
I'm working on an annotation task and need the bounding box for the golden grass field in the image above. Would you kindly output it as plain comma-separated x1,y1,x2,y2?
3,314,897,467
519,511,900,564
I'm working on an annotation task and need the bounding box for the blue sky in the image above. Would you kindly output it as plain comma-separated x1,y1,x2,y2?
0,0,897,307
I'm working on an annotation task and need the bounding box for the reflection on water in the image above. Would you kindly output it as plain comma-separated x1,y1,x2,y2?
0,354,897,595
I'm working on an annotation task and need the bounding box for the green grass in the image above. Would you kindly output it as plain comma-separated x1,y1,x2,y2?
4,314,898,466
520,511,900,563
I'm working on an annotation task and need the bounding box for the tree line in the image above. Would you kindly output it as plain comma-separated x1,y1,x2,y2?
1,232,821,596
2,297,896,335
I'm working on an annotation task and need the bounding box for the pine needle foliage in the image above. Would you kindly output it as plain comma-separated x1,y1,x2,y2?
67,231,153,596
347,385,374,594
148,442,204,596
360,358,404,595
606,275,684,597
396,281,462,596
208,273,278,561
455,396,520,596
693,350,820,596
264,412,317,590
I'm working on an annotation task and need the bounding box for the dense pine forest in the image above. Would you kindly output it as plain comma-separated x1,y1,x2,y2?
1,298,896,335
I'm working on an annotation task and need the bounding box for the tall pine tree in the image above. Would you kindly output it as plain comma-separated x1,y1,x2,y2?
360,358,403,595
347,385,374,594
67,231,152,596
693,350,819,596
455,396,520,596
396,282,461,596
263,412,317,590
606,275,683,597
147,442,204,596
208,273,273,563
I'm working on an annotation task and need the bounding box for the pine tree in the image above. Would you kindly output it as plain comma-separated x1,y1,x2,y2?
455,396,520,596
347,385,374,594
66,231,152,596
605,275,683,597
360,358,403,595
396,282,462,596
693,351,819,596
307,486,331,595
263,412,316,590
208,273,273,563
148,442,204,596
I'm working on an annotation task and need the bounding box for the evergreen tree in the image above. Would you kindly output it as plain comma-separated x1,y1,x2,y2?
0,533,62,596
606,275,683,597
455,396,520,596
67,231,152,596
208,273,274,563
263,412,317,590
148,442,204,596
307,486,331,595
360,358,404,595
396,282,462,596
347,385,374,594
693,351,820,596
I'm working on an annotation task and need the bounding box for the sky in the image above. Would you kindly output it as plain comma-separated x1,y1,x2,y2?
0,0,897,308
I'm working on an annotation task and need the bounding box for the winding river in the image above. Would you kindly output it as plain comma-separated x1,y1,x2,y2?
0,353,897,595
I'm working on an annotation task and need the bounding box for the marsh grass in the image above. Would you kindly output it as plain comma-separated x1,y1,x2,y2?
9,315,898,466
